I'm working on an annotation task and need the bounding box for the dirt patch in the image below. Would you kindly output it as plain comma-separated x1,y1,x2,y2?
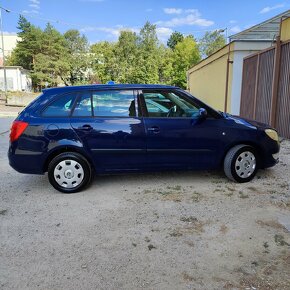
1,115,290,290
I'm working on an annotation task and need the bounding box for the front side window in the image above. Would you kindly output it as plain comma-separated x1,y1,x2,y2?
142,90,200,118
42,93,77,117
92,90,136,117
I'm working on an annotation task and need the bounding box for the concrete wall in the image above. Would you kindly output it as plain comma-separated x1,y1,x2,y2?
281,17,290,41
187,43,234,112
187,41,273,114
7,94,38,107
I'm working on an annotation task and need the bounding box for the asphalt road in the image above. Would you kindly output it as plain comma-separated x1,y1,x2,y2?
1,117,290,290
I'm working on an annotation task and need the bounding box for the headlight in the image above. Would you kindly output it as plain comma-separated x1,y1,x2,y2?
265,129,279,141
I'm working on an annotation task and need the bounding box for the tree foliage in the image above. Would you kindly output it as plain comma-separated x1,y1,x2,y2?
8,16,217,90
199,30,226,57
171,36,201,88
167,31,184,50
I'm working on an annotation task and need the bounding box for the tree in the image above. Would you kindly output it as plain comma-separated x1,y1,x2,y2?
114,30,139,83
171,36,200,88
199,30,226,58
32,23,70,87
7,16,43,70
167,31,184,50
90,41,118,83
135,21,160,83
63,29,90,85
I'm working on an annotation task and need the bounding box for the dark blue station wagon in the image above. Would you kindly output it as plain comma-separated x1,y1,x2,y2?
8,84,280,193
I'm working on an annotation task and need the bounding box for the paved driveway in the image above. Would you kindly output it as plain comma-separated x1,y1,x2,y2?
1,117,290,290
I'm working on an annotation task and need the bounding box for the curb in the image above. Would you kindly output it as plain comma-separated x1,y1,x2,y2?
0,113,18,118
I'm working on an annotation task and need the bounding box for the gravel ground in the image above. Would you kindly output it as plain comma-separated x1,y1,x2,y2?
0,117,290,290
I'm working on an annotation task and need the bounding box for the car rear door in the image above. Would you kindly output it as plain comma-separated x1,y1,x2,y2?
138,89,224,170
70,89,146,172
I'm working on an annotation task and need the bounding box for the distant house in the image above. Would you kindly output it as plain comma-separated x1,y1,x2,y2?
0,34,20,66
187,10,290,115
0,34,32,92
0,66,32,92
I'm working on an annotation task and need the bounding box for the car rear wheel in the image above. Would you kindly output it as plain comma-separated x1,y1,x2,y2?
224,145,258,183
48,152,92,193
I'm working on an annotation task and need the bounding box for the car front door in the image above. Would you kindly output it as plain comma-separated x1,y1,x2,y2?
139,89,224,170
70,89,146,172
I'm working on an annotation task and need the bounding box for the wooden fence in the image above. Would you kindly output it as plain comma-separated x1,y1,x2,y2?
240,38,290,138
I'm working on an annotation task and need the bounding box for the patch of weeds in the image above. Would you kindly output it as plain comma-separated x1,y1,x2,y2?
263,242,269,248
224,191,234,197
158,190,174,196
148,244,156,251
214,188,223,193
168,185,182,191
153,212,159,219
143,189,151,194
251,261,259,267
182,272,194,282
158,190,183,202
212,179,224,184
184,240,194,247
0,209,7,215
226,185,235,192
274,234,290,246
239,191,249,199
132,243,137,247
180,216,198,223
256,220,286,230
145,236,150,243
268,189,277,195
280,183,289,189
169,229,183,237
247,186,258,192
220,224,228,234
191,191,202,202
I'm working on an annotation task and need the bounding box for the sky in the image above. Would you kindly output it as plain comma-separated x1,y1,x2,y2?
1,0,290,43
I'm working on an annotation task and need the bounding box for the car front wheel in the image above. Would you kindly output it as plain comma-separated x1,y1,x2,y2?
48,152,92,193
224,145,258,183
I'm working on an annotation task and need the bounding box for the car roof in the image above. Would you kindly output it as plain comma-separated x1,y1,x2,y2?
42,84,179,94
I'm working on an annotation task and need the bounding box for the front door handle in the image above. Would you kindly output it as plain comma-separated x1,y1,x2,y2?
147,126,160,134
79,124,93,131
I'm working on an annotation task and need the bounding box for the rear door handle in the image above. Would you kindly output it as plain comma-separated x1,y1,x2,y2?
147,126,160,134
79,124,93,131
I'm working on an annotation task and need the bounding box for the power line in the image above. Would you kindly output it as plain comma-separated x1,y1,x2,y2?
4,6,226,37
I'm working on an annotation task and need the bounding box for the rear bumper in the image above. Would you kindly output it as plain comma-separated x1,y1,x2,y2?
8,146,45,175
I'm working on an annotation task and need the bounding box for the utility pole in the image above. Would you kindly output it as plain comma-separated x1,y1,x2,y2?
0,6,10,103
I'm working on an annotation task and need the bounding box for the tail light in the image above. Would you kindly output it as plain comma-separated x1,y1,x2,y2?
10,121,29,143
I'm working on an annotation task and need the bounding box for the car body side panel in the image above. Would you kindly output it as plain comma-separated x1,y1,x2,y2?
143,117,226,170
8,117,87,174
70,117,147,171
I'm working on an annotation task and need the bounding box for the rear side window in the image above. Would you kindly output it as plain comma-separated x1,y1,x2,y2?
92,90,136,117
42,93,77,117
72,92,92,117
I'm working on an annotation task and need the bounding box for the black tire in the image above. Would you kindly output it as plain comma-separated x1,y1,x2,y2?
48,152,92,193
224,145,258,183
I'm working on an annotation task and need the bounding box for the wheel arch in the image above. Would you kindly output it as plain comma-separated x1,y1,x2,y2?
220,141,264,168
43,146,94,173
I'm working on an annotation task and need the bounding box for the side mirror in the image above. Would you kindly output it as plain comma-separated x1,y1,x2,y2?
198,108,207,119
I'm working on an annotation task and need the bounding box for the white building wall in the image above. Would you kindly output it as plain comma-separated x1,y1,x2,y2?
230,41,273,115
0,67,32,91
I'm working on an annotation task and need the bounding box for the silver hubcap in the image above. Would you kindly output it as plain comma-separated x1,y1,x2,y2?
54,160,84,188
235,151,256,178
